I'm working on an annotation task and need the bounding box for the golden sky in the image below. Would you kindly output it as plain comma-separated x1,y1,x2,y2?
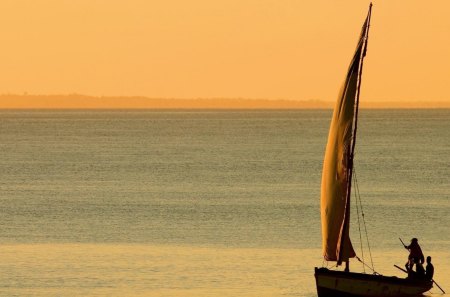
1,0,449,103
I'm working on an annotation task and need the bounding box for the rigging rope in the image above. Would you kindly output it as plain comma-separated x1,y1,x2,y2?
353,168,376,273
356,256,380,275
354,176,365,273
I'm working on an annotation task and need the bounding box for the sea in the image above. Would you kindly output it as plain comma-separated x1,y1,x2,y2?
0,109,449,297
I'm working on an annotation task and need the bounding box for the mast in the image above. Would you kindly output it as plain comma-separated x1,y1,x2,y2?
337,3,372,267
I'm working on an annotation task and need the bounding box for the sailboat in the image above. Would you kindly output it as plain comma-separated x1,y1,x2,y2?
314,3,434,297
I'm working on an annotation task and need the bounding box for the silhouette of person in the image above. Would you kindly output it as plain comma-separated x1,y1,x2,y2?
404,238,424,270
406,257,426,280
425,256,434,281
415,258,425,278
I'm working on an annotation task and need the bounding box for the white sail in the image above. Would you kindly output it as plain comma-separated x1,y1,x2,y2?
320,12,370,263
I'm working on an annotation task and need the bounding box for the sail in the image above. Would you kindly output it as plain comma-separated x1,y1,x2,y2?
320,7,371,263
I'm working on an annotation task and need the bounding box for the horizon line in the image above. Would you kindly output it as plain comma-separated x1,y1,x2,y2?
1,94,450,109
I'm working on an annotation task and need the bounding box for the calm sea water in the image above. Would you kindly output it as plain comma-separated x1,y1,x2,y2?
0,109,449,296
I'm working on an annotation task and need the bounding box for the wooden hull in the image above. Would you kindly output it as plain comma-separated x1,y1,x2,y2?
315,267,433,297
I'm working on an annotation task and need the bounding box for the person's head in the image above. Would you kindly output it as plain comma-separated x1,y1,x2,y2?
427,256,432,263
411,238,418,243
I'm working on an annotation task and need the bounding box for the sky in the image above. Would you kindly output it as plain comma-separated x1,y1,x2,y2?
1,0,450,103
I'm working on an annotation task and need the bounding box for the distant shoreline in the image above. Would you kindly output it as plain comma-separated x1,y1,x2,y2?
1,94,449,109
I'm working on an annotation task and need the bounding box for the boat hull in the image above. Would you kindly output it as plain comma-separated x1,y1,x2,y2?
315,267,432,297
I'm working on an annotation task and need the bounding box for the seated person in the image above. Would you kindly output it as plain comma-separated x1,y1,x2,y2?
415,258,425,278
425,256,434,281
407,257,426,280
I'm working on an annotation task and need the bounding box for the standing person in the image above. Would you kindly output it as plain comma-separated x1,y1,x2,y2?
404,238,424,270
425,256,434,281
